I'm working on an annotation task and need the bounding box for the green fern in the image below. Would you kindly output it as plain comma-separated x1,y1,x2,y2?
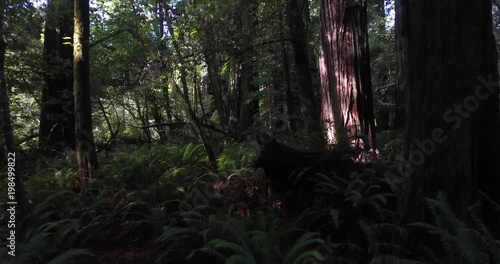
410,192,499,264
47,248,94,264
281,232,325,264
156,226,198,243
369,255,429,264
200,215,324,264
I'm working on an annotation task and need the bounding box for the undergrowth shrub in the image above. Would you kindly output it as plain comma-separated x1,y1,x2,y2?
0,190,93,263
156,210,326,264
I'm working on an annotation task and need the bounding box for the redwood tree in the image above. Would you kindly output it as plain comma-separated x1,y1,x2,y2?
74,0,98,191
401,0,500,241
238,0,259,136
39,0,75,151
394,0,409,129
319,0,376,149
287,0,323,143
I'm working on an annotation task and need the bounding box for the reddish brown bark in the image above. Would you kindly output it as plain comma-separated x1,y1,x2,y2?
401,0,500,242
39,0,75,151
319,0,376,149
74,0,99,191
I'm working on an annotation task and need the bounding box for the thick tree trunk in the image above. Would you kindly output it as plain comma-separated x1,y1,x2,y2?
401,0,500,241
319,0,376,149
39,0,75,151
0,3,28,218
394,0,409,129
74,0,99,192
288,0,323,146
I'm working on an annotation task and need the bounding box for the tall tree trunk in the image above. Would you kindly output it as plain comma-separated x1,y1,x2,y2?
172,80,217,168
151,100,166,140
268,67,286,132
288,0,323,145
238,0,259,136
401,0,500,242
157,0,172,123
279,6,296,132
205,51,229,130
165,8,217,167
180,68,191,108
0,2,28,218
394,0,409,129
39,0,75,151
0,131,4,164
319,0,376,149
74,0,99,192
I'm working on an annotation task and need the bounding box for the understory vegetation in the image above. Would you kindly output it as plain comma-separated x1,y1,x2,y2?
1,135,499,263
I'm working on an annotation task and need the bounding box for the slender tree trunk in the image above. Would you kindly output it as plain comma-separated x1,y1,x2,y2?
279,7,296,132
268,67,286,132
200,14,229,132
319,0,376,149
205,52,228,129
0,2,28,218
151,100,166,140
157,0,173,124
394,0,409,129
401,0,500,242
0,132,4,164
180,68,191,107
39,0,75,151
165,8,217,166
74,0,99,192
238,0,259,136
172,80,217,168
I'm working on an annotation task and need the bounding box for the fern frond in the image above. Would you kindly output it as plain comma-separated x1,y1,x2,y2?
282,232,324,264
47,248,94,264
288,250,325,264
369,255,429,264
155,226,196,243
226,254,256,264
208,238,254,260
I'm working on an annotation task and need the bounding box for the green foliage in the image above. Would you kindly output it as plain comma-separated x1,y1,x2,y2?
349,192,500,264
47,249,94,264
410,193,500,264
168,212,327,264
217,141,260,175
0,189,94,263
376,130,404,160
93,143,213,202
309,169,394,217
0,231,93,264
3,0,44,146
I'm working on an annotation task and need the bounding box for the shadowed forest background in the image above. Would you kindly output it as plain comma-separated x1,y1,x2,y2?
0,0,500,263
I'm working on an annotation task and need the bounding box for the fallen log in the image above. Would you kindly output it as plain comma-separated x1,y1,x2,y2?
253,137,351,215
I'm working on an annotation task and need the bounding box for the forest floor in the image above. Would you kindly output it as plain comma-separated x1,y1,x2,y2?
1,137,498,263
